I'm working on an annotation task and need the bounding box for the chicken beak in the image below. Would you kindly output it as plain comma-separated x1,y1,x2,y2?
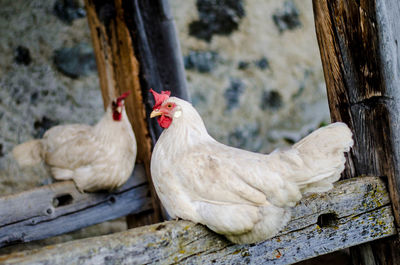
150,110,163,118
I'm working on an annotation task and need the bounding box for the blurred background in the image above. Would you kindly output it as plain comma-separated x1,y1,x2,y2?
0,0,340,261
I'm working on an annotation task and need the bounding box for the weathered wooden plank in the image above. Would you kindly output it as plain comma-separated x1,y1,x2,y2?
375,0,400,229
0,177,395,265
0,165,152,248
85,0,190,227
312,0,400,264
84,0,162,226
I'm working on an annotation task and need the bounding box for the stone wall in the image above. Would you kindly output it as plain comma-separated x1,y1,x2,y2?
173,0,329,153
0,0,330,250
0,0,103,195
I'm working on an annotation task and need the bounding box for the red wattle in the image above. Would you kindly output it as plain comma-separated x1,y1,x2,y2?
158,115,172,128
113,111,122,121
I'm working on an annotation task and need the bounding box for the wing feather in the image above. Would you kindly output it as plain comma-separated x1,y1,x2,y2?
176,142,303,208
45,132,104,169
43,124,92,150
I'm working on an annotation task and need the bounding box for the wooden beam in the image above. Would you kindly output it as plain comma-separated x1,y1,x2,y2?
84,0,189,226
121,0,189,142
312,0,400,264
0,165,151,248
84,0,158,226
375,0,400,230
0,177,395,265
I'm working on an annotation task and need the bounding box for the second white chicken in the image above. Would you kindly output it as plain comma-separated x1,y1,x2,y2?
13,92,137,192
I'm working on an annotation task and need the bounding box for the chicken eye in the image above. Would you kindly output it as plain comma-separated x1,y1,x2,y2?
167,104,173,108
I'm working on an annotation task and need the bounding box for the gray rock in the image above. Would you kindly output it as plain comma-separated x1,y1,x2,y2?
224,78,245,111
273,0,301,33
53,43,97,78
261,90,283,110
14,46,31,65
255,57,269,70
184,50,219,73
189,0,245,42
53,0,86,25
237,61,250,70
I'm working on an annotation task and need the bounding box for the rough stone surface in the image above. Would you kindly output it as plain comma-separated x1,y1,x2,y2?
261,90,283,111
14,46,32,66
255,57,270,70
53,0,86,24
184,50,219,73
272,0,302,33
189,0,245,42
224,78,245,111
53,43,97,78
171,0,330,153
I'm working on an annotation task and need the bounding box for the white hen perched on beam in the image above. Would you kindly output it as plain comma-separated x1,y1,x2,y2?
12,92,137,192
149,89,353,244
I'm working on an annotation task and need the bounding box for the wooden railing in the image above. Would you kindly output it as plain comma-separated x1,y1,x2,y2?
0,177,395,264
0,165,151,248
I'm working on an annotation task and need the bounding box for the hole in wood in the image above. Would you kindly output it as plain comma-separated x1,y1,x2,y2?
109,196,116,204
53,194,73,208
317,212,338,228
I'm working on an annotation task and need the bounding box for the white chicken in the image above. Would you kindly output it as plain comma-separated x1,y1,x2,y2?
149,89,353,244
12,92,137,192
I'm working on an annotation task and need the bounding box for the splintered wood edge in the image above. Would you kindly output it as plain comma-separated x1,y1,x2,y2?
0,176,396,265
84,0,162,226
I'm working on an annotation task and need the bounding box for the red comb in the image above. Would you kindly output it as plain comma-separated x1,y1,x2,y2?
117,91,131,102
150,89,171,109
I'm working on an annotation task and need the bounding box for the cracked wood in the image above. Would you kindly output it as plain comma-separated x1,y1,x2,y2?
0,165,152,248
84,0,189,226
84,0,161,226
0,177,395,265
312,0,400,225
313,1,400,264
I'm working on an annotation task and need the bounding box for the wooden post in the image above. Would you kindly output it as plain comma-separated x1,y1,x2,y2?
84,0,188,226
312,0,400,264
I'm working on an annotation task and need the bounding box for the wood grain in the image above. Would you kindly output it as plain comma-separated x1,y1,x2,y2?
312,0,400,226
84,0,190,226
312,0,400,264
84,0,161,225
0,165,151,248
0,177,395,265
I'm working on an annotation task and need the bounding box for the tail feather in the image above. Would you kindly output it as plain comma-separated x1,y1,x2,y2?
292,122,353,193
12,140,43,166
